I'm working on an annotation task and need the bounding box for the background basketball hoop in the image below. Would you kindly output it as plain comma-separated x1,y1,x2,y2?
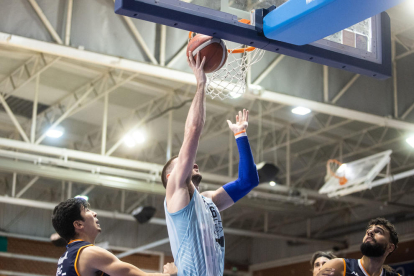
326,159,348,186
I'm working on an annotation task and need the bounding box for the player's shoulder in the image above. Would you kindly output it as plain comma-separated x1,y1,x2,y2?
343,258,357,264
80,245,116,263
200,190,214,199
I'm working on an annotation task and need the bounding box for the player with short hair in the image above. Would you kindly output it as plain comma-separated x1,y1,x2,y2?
318,217,400,276
52,197,177,276
311,251,337,276
162,52,259,276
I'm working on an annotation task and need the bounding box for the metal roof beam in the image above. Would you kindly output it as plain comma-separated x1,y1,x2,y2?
0,153,315,213
27,0,63,44
1,139,411,213
0,93,30,143
1,32,414,131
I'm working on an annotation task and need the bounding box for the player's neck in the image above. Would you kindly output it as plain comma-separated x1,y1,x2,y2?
361,255,385,276
187,182,199,196
74,233,96,245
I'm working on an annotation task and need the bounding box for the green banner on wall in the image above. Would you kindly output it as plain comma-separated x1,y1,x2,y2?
0,236,7,252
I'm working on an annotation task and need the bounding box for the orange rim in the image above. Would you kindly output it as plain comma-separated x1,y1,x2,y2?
188,19,256,54
327,159,348,186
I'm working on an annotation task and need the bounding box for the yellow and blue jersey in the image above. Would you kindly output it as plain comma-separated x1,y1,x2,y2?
56,239,109,276
344,259,400,276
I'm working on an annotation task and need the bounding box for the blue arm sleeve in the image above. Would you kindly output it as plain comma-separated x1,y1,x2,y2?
222,135,259,203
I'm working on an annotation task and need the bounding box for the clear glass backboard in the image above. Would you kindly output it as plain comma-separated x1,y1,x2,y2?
313,16,380,63
181,0,379,63
181,0,288,18
115,0,392,79
319,150,392,197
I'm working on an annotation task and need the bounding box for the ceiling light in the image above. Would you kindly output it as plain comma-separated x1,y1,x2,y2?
46,127,64,138
132,130,146,144
124,135,136,148
291,106,311,115
269,181,276,186
406,136,414,148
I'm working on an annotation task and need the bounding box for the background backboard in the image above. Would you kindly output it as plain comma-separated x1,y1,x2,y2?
319,150,392,197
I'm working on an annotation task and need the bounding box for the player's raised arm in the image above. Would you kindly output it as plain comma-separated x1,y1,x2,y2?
317,259,344,276
165,52,206,213
316,268,336,276
202,109,259,211
79,246,176,276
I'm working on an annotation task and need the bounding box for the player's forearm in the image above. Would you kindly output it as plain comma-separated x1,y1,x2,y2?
184,82,206,135
115,263,170,276
236,135,257,181
223,133,259,202
133,271,170,276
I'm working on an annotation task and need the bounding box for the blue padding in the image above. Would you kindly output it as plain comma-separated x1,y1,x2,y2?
263,0,406,45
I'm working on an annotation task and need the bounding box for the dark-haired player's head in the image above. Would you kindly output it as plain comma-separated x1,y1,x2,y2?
310,251,337,276
52,198,101,243
360,217,398,259
161,155,202,191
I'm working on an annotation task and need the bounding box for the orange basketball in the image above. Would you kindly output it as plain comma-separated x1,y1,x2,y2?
186,34,228,73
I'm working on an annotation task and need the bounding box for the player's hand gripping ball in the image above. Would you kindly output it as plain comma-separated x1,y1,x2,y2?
187,34,228,73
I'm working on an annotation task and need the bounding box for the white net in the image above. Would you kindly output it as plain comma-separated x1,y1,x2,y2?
205,43,265,100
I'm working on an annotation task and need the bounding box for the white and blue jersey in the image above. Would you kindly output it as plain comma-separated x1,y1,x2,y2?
165,189,224,276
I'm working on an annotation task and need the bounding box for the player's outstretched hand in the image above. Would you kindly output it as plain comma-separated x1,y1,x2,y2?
227,109,249,134
188,51,207,85
316,268,335,276
163,262,178,275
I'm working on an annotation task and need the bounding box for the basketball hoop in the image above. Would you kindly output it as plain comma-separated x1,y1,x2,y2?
188,19,265,100
326,159,348,186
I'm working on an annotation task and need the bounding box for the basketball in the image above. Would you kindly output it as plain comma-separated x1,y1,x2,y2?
187,34,228,73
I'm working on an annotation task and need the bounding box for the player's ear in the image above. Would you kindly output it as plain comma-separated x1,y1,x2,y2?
73,220,84,230
166,173,171,179
388,243,396,254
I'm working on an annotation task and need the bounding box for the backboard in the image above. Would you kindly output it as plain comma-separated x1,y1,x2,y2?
182,0,288,20
319,150,392,198
189,0,382,64
114,0,393,79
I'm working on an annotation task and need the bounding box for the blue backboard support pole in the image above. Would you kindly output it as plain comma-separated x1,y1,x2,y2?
114,0,391,80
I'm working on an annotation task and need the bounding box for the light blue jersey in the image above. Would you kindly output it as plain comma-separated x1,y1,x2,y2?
165,189,224,276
